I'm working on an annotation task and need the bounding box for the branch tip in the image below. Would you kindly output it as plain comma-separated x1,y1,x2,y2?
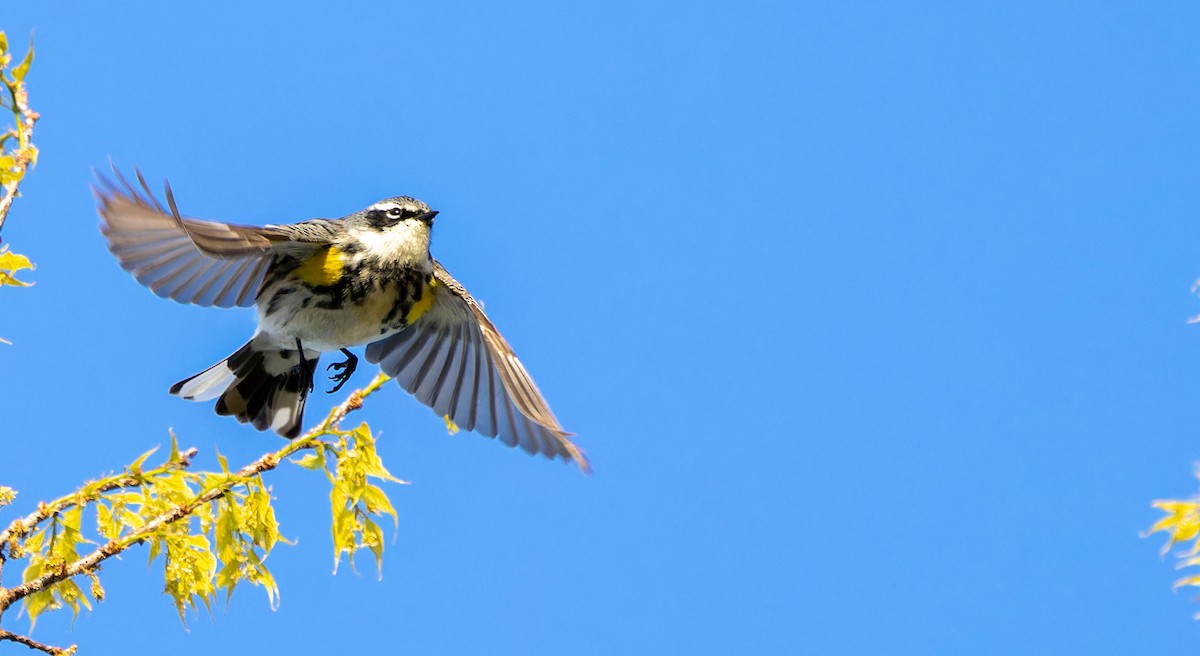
0,628,74,655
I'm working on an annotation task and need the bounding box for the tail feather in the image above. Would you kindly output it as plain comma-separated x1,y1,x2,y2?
168,358,236,402
171,338,319,438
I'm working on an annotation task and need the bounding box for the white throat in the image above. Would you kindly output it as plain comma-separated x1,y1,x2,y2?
350,221,431,267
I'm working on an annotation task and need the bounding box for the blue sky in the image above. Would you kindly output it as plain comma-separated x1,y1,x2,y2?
2,1,1200,653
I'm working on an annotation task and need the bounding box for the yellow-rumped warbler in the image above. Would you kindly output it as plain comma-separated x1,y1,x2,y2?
95,169,588,471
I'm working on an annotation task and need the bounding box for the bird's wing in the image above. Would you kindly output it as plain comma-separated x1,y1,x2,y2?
365,261,590,472
95,168,328,308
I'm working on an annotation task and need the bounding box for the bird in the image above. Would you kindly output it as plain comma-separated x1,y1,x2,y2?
95,168,589,472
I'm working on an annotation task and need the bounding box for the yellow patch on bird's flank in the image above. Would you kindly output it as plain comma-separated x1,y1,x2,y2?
294,246,346,286
406,277,439,323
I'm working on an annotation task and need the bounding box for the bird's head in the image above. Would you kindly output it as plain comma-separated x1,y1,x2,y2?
346,196,439,262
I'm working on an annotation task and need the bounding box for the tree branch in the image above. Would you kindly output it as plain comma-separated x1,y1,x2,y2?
0,73,37,237
0,627,73,655
0,372,390,618
0,448,198,551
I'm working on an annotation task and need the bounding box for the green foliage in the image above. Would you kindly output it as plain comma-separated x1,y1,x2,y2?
0,31,37,182
1150,475,1200,616
20,508,94,629
0,245,32,287
0,31,37,344
0,389,404,632
316,422,404,574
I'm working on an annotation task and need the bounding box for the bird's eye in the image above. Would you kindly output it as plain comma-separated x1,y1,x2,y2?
387,207,404,218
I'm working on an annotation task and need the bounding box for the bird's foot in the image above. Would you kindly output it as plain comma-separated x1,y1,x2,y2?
326,348,358,394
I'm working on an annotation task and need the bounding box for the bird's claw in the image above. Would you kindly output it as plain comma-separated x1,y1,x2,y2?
326,349,359,394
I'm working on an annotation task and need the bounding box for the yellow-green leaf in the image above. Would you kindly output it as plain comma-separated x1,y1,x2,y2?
125,445,158,475
0,485,16,507
96,503,121,540
0,248,34,287
12,43,32,82
292,451,325,470
362,517,385,577
359,484,398,528
22,587,56,630
22,528,45,554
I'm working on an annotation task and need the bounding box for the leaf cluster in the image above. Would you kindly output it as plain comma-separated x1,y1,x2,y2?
0,31,37,344
294,422,404,575
0,374,403,644
0,245,32,288
0,31,36,190
1150,478,1200,615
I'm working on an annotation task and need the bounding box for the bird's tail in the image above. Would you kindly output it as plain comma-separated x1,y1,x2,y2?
169,336,320,438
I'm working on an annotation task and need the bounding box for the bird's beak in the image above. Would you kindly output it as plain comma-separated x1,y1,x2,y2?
420,210,439,224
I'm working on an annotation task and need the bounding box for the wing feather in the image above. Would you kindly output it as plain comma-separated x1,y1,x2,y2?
440,322,470,421
364,262,589,471
428,323,464,416
233,258,271,307
411,327,451,405
475,340,498,438
148,256,207,298
458,333,481,432
95,169,282,308
191,255,253,307
499,392,525,452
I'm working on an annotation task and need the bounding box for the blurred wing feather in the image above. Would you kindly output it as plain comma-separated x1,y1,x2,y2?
365,261,589,471
95,169,289,307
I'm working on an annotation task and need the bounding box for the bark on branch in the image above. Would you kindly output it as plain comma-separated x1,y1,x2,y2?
0,448,198,551
0,627,73,655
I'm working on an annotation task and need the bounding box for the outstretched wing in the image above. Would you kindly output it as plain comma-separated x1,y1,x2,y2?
365,261,590,472
96,169,309,308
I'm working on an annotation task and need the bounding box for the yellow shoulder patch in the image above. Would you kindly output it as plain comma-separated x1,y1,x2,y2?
406,276,439,323
294,246,346,287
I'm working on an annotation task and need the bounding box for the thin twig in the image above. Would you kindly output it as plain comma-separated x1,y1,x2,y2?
0,628,73,655
0,448,198,550
0,83,37,237
0,373,389,617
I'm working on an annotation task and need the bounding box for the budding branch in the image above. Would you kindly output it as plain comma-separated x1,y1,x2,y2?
0,372,391,653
